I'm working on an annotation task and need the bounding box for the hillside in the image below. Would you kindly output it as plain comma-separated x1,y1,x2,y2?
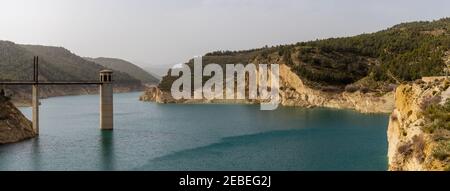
21,45,140,83
157,18,449,92
143,18,449,113
85,57,159,84
0,41,144,105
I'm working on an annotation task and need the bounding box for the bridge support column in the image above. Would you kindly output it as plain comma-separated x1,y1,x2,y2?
32,84,39,135
100,70,113,130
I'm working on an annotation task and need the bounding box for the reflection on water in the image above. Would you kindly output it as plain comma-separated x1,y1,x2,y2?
31,138,42,171
0,92,389,170
100,131,115,170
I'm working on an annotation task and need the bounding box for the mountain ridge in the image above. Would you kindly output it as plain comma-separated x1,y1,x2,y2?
84,57,159,84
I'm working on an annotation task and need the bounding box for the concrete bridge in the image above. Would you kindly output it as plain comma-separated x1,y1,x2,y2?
0,56,114,134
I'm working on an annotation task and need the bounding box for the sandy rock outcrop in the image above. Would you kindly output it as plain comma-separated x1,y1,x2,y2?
0,96,36,144
388,78,450,170
140,64,395,113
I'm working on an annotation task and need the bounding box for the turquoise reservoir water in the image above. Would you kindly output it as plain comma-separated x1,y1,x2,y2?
0,92,389,170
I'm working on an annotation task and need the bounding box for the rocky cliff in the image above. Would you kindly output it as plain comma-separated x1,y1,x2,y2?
140,64,395,113
278,64,394,113
0,95,35,144
387,78,450,171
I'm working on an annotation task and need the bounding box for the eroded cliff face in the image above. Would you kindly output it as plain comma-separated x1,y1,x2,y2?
388,79,450,171
0,97,36,144
277,64,394,113
140,64,394,113
140,86,175,103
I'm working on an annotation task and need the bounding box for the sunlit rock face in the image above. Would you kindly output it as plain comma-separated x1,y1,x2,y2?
0,95,36,144
388,79,450,171
140,63,395,114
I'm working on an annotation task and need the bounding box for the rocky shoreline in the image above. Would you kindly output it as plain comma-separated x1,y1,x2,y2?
0,96,36,144
140,64,395,114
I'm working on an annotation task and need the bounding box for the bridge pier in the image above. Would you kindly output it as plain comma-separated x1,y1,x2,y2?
100,70,113,130
32,84,39,135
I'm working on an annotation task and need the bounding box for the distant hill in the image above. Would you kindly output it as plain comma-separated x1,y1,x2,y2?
142,65,172,79
144,69,162,81
0,41,140,84
85,57,159,84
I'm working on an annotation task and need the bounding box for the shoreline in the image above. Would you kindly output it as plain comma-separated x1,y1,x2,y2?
13,89,144,107
143,99,393,115
139,89,395,114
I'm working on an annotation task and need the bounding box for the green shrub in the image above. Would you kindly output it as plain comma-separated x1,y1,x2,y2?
422,99,450,133
432,141,450,161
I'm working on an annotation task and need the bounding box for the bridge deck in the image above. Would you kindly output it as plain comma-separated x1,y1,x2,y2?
0,82,103,85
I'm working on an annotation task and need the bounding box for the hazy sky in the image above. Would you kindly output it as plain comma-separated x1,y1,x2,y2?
0,0,449,68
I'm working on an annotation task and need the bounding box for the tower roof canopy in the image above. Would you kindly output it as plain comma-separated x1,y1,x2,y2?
100,69,113,73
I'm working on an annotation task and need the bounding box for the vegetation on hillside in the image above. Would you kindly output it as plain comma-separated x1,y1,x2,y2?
0,41,141,84
280,18,449,85
419,80,450,164
425,97,450,165
159,18,450,92
422,98,450,133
